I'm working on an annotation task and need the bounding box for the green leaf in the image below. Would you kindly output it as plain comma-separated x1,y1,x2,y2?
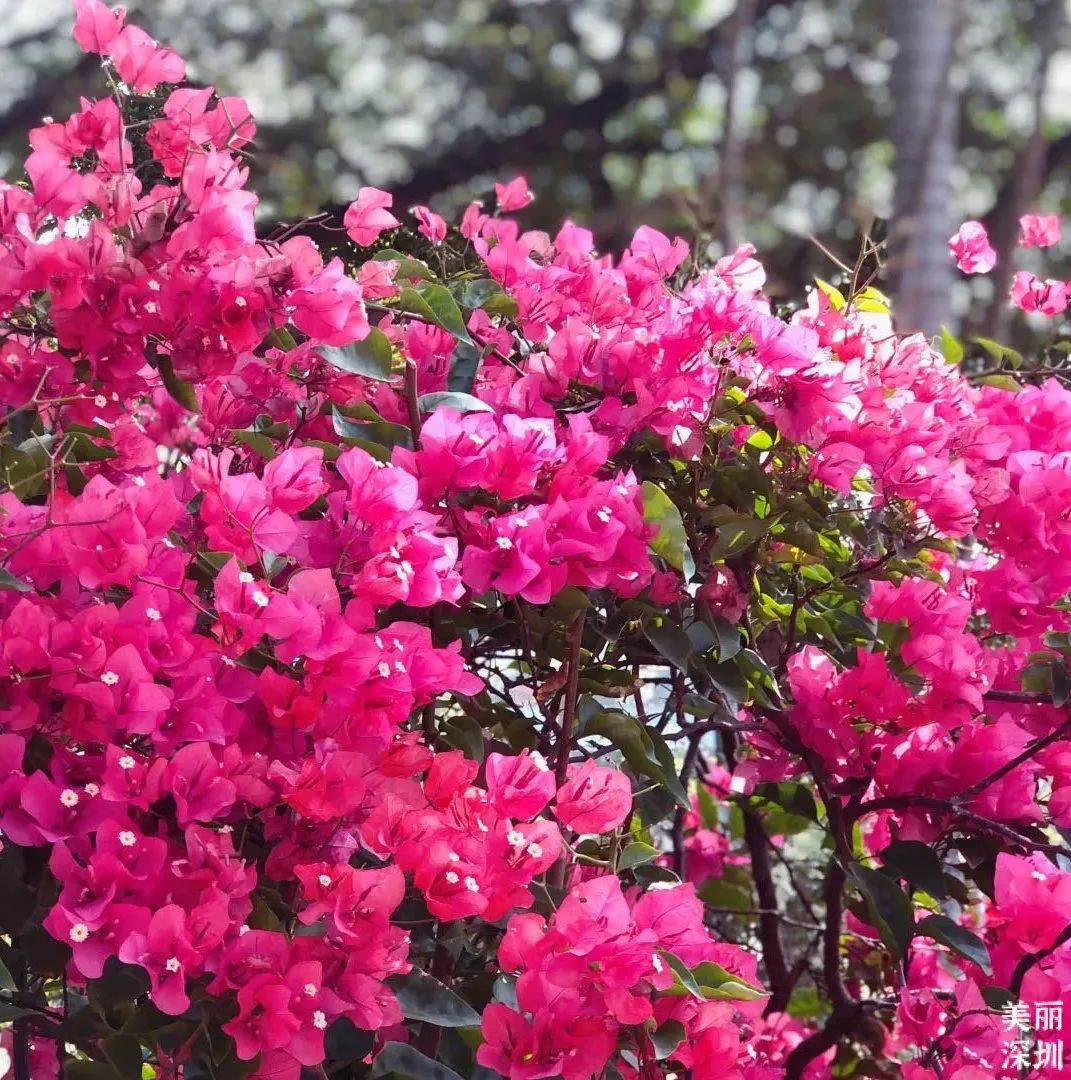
0,955,14,991
849,865,916,959
814,278,846,310
156,354,198,413
651,1020,686,1060
399,284,472,342
916,914,992,975
982,985,1017,1011
661,953,766,1002
233,430,276,460
971,336,1024,369
417,391,495,415
751,782,818,822
710,617,742,662
645,623,693,673
62,431,117,463
641,482,692,576
1054,662,1071,707
102,1035,145,1080
0,567,30,593
371,1041,466,1080
317,328,394,381
690,960,768,1001
660,950,702,999
325,1017,375,1062
461,278,507,309
262,326,297,350
447,338,481,393
708,514,776,560
978,373,1020,392
62,1065,121,1080
387,969,480,1027
332,406,413,452
374,249,434,281
881,841,948,899
582,707,688,808
851,285,890,314
937,326,963,364
618,842,659,870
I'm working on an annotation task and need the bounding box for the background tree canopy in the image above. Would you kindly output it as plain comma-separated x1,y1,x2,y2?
0,0,1069,335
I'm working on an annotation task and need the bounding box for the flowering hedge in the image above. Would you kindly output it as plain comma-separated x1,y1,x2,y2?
2,3,1071,1079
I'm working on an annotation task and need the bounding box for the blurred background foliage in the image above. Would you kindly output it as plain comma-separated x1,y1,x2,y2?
0,0,1068,337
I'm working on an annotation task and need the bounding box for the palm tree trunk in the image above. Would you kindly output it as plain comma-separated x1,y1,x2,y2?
887,0,962,336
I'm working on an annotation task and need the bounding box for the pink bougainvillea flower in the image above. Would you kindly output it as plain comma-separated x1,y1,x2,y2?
343,187,400,246
1010,270,1068,316
553,760,633,834
494,176,534,213
948,220,996,273
1018,212,1061,248
411,204,447,244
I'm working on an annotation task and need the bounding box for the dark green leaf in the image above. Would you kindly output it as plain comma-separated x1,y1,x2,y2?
461,278,504,308
157,354,199,413
102,1035,144,1080
641,482,693,576
398,284,472,342
332,406,413,452
916,914,992,975
1054,662,1071,707
751,782,818,822
982,985,1016,1011
420,283,472,341
645,623,693,673
447,338,481,393
61,1064,119,1080
849,865,916,959
651,1020,686,1059
710,617,742,662
618,842,659,870
417,391,495,415
371,1041,466,1080
0,567,29,593
582,708,688,808
233,431,276,460
325,1016,374,1062
62,431,117,463
660,950,702,999
387,969,480,1028
318,328,395,381
0,955,14,991
708,514,776,560
881,841,948,899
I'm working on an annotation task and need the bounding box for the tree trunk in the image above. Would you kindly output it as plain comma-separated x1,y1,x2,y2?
887,0,961,336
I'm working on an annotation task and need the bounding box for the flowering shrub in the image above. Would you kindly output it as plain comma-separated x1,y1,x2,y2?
2,4,1071,1080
